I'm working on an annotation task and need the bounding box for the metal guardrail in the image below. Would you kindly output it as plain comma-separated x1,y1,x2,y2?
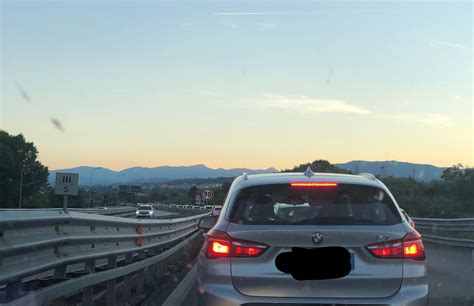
0,206,137,217
0,209,210,305
413,217,474,248
71,207,136,215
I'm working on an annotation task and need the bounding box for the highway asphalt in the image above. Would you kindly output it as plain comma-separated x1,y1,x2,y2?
425,242,473,305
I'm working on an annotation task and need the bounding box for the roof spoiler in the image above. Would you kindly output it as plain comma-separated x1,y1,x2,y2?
358,173,377,180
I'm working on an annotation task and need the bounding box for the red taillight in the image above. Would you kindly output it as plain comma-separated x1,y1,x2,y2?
290,182,339,188
366,231,425,260
367,240,404,258
205,230,231,259
402,231,425,259
232,241,266,257
234,246,260,256
409,220,416,228
205,230,267,259
211,241,230,254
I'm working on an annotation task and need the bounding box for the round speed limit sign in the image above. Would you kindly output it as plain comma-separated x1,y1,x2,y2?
201,189,214,201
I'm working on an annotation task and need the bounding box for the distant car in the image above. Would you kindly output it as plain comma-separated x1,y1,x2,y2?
204,205,213,210
200,207,206,210
135,204,154,218
197,171,427,306
212,205,222,216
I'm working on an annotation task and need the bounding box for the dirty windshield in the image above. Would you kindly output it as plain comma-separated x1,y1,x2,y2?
0,1,472,306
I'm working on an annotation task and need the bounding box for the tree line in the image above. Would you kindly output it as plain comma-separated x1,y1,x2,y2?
284,159,473,218
1,130,472,217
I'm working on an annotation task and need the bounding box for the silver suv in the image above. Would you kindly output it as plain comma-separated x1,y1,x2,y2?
197,170,428,306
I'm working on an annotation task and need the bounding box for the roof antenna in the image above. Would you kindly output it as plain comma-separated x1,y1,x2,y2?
242,172,248,180
304,167,314,178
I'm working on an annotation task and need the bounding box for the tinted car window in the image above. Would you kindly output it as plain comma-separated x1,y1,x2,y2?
138,206,152,211
229,184,401,225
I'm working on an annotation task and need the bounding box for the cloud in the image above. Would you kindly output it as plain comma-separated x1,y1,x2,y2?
251,94,370,114
380,113,454,127
429,40,472,51
195,91,454,127
212,10,390,16
414,114,454,127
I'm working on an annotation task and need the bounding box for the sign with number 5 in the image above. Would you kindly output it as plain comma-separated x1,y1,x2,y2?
55,173,79,196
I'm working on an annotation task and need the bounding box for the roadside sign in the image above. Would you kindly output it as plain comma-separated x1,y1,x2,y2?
55,173,79,196
200,189,214,201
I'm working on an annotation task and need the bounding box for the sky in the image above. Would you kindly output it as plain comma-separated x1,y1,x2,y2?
1,1,472,171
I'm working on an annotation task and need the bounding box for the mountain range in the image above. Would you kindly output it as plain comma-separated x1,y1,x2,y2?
48,161,448,186
48,164,278,186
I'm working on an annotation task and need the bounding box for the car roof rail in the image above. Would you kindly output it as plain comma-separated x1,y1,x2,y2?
358,173,377,180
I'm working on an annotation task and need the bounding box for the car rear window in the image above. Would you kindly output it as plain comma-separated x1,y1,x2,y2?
228,183,401,225
138,206,152,211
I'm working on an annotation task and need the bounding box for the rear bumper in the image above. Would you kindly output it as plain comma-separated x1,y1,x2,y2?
197,282,428,306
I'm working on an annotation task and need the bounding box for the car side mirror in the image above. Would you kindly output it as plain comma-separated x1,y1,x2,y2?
198,216,217,230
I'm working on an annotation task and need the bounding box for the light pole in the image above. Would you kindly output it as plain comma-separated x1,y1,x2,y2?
88,167,103,208
116,173,126,206
18,164,24,209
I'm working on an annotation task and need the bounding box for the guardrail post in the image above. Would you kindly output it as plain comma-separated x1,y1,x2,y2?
6,280,21,301
136,269,145,293
81,287,93,305
54,265,66,279
125,253,133,264
145,265,155,287
122,274,132,302
85,259,95,273
105,279,116,306
107,256,117,268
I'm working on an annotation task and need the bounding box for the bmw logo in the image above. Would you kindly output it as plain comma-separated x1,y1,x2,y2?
312,232,323,244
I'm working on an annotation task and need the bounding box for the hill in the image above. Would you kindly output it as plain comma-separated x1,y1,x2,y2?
48,164,278,185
